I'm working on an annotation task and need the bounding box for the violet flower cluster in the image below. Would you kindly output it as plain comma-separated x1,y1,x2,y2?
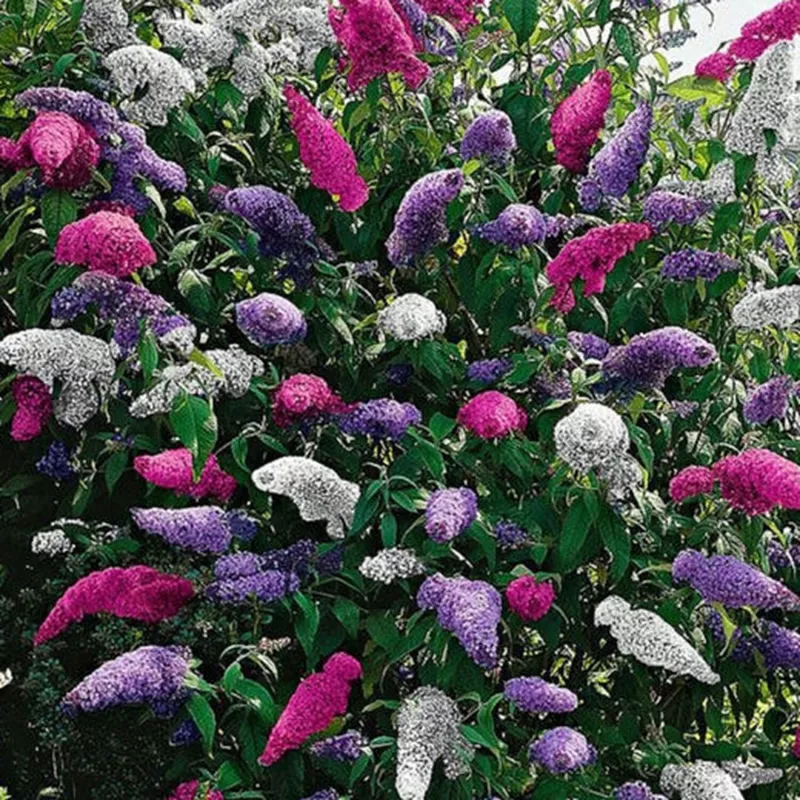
338,398,422,441
424,487,477,543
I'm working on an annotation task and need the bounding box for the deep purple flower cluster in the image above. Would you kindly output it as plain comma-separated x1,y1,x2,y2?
36,441,77,481
568,331,611,360
417,573,501,668
708,613,800,669
504,677,578,714
309,730,367,762
222,186,320,283
425,487,478,543
767,537,800,569
52,272,195,357
61,645,191,717
386,169,464,267
494,520,529,549
386,363,414,386
743,376,796,424
170,718,201,746
460,110,517,164
131,506,258,553
614,782,666,800
528,727,596,774
660,249,740,282
467,358,512,385
673,549,800,610
601,327,717,394
338,398,422,441
206,550,300,604
472,205,547,250
643,191,712,228
18,87,186,212
235,293,307,348
316,543,345,576
579,104,652,211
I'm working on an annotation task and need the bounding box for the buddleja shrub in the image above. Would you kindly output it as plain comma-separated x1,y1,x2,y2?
0,0,799,799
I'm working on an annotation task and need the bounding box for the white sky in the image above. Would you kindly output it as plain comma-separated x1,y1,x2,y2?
670,0,778,75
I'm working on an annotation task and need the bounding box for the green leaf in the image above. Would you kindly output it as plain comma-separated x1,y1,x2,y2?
429,411,455,440
187,692,216,756
41,189,78,244
504,0,538,45
380,513,397,547
103,450,128,494
612,22,636,67
169,393,218,479
597,504,630,582
295,592,320,660
666,75,727,108
333,596,361,639
554,494,596,573
189,347,224,379
139,331,159,381
0,205,33,262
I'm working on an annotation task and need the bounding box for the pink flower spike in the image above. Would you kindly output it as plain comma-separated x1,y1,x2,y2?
34,566,194,645
551,70,612,174
55,211,156,278
545,222,652,313
259,652,362,766
695,52,737,82
457,390,527,439
10,376,52,442
272,373,349,428
134,448,237,503
284,86,369,212
416,0,479,31
793,728,800,759
506,575,555,622
329,0,431,90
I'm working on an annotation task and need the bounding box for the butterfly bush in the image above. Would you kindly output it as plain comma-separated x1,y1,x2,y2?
6,0,800,797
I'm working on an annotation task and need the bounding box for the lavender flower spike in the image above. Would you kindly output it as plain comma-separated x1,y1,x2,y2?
529,727,596,775
417,573,501,668
673,549,800,611
504,677,578,714
472,204,547,250
61,645,191,717
386,169,464,267
595,596,720,684
424,488,478,543
460,110,517,165
580,103,652,211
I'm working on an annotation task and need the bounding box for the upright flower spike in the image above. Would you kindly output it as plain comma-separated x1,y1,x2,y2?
460,110,517,164
743,377,797,425
61,645,192,717
10,376,52,442
55,211,156,278
472,204,547,250
594,596,720,685
551,70,612,173
386,169,464,266
673,549,800,610
424,487,478,543
417,573,501,668
727,0,800,61
34,566,194,645
133,449,238,503
251,456,360,539
259,652,362,765
579,103,653,211
0,111,100,189
695,52,737,81
395,686,472,800
545,223,653,313
284,85,369,212
329,0,431,90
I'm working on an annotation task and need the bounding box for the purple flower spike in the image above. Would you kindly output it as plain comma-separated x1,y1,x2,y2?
504,677,578,714
460,110,517,165
528,726,596,774
425,487,478,543
417,573,501,668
